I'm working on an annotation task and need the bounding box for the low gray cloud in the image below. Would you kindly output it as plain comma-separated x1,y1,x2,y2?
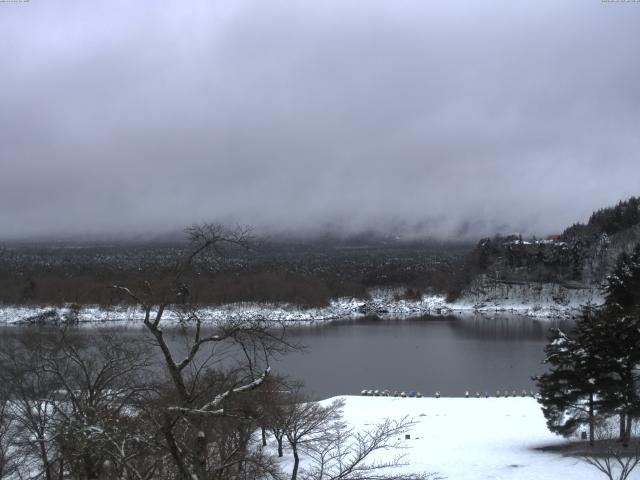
1,0,639,240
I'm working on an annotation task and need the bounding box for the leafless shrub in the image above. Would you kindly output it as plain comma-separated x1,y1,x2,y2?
302,415,440,480
582,423,640,480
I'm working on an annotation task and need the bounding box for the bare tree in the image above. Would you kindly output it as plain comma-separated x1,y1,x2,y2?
257,388,439,480
262,383,293,458
253,375,294,451
0,330,64,480
302,416,439,480
0,393,19,480
583,447,640,480
282,395,344,480
0,328,159,480
113,223,294,480
582,423,640,480
45,331,157,480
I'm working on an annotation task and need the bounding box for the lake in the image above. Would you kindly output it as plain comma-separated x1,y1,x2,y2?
270,314,568,398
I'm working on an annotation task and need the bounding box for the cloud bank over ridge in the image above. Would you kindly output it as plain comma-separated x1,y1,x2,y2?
1,1,639,239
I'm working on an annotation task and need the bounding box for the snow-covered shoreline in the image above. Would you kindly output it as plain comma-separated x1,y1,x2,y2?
0,287,596,326
312,396,601,480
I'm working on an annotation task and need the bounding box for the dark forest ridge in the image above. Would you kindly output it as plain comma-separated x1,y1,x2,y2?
0,234,470,307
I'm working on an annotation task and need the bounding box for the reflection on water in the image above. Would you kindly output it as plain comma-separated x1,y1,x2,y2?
447,314,571,341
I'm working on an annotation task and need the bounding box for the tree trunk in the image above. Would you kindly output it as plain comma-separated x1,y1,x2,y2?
620,413,626,441
38,439,52,480
277,436,283,457
238,426,249,473
195,430,208,479
144,317,190,404
624,416,633,447
162,419,192,480
291,444,299,480
262,426,267,447
588,394,594,447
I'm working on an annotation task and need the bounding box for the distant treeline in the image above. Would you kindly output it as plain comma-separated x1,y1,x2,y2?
562,196,640,240
0,240,470,307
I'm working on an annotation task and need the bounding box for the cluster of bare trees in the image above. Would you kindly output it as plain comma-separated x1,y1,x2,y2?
0,225,436,480
0,329,431,480
0,329,158,479
247,381,431,480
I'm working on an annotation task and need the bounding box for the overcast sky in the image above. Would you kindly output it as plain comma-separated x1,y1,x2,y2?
1,0,639,240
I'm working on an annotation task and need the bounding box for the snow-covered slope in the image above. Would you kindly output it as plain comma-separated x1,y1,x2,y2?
304,396,603,480
454,275,603,318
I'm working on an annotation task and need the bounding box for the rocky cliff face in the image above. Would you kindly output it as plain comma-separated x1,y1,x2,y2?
577,224,640,284
458,274,603,313
457,201,640,312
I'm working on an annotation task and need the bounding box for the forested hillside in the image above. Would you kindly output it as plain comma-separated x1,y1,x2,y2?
451,196,640,304
0,237,468,307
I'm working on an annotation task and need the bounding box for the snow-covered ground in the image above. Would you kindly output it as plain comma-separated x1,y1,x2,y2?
0,285,598,325
297,396,603,480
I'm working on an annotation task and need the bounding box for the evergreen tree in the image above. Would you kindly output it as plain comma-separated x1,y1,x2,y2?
572,307,622,442
536,325,601,445
596,244,640,444
538,245,640,446
604,244,640,316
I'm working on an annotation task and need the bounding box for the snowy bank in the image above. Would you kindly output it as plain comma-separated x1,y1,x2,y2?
455,276,603,319
0,283,603,325
309,396,602,480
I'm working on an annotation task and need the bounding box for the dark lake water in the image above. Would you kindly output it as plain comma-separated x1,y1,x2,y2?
274,315,568,398
2,314,570,399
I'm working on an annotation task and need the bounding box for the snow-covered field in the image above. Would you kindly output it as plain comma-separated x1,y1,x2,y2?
303,396,603,480
0,286,597,325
